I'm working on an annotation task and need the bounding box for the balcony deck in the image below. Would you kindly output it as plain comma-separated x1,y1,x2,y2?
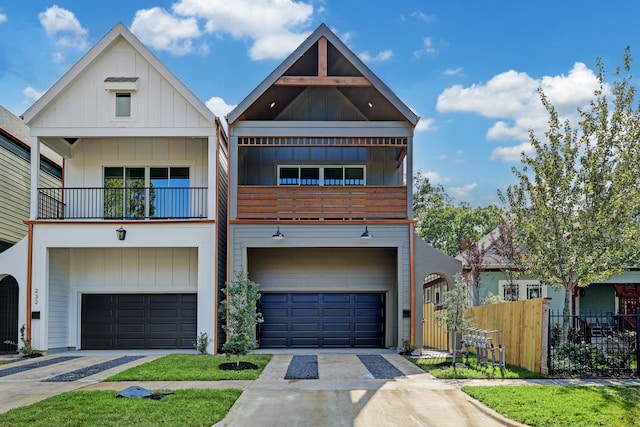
237,185,407,220
38,187,207,220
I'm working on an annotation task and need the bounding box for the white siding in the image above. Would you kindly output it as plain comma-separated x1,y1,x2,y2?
48,249,69,349
69,247,197,291
29,38,210,130
66,137,208,188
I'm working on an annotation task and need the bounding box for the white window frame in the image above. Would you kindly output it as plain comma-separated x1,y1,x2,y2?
498,280,547,301
276,165,366,186
114,92,134,119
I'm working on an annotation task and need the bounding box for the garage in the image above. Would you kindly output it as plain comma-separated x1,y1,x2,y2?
257,292,385,348
81,294,196,349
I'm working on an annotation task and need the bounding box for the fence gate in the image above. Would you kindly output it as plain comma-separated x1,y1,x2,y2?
548,309,640,377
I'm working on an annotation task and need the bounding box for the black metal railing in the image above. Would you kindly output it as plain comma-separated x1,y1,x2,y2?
38,187,208,220
548,310,639,377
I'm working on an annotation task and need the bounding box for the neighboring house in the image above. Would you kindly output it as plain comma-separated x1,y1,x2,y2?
0,23,228,353
226,24,459,350
0,106,62,253
0,106,62,352
457,227,640,317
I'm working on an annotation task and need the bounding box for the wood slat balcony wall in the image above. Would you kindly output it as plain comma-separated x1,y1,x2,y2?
237,185,407,220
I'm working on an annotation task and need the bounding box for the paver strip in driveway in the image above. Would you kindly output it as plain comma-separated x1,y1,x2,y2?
0,357,80,378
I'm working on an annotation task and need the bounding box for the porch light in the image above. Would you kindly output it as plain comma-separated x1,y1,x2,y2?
272,226,285,240
116,227,127,241
360,226,372,239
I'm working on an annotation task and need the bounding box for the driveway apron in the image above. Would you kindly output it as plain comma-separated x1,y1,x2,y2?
214,353,511,427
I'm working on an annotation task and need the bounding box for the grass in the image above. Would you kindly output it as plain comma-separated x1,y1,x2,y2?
411,353,541,379
464,385,640,427
107,353,273,381
0,388,242,427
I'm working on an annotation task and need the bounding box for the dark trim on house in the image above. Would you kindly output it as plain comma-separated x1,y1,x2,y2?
0,129,62,179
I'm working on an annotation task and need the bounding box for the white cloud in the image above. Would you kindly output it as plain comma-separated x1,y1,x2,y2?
131,7,202,56
443,67,462,76
453,158,465,164
449,183,477,200
205,96,236,119
414,37,436,58
23,85,45,102
38,5,88,50
415,117,435,132
0,12,7,24
171,0,314,60
419,170,451,184
359,49,393,63
490,142,534,162
410,11,435,23
436,63,604,161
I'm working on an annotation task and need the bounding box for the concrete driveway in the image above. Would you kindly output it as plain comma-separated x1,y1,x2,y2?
0,351,520,426
215,353,517,427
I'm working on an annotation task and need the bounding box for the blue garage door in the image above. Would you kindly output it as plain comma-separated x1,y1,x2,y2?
81,294,196,349
258,293,385,348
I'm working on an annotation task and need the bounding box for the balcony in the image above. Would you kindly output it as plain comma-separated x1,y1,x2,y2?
237,185,407,220
38,187,207,220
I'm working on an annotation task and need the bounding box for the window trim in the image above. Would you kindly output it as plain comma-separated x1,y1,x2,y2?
114,92,133,119
498,280,547,301
276,165,366,186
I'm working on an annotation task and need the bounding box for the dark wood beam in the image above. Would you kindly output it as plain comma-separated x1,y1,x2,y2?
274,76,371,87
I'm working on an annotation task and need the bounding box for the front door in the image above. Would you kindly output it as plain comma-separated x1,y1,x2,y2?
0,276,18,353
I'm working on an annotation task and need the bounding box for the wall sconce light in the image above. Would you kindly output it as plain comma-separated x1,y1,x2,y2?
116,226,127,241
360,226,372,239
272,226,285,240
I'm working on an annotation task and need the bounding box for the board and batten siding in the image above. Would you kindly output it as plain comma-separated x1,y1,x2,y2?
29,38,210,130
230,223,412,347
66,137,208,188
48,249,70,349
68,247,198,290
0,146,60,245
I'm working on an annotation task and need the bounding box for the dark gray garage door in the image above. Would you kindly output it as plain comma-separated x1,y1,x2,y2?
81,294,196,349
257,293,384,348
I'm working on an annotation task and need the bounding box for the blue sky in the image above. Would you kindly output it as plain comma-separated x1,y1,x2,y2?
1,1,639,206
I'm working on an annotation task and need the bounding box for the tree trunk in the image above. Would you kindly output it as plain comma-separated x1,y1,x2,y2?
562,283,574,341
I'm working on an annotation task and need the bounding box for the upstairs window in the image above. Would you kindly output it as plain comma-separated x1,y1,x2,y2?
278,166,365,186
115,93,131,117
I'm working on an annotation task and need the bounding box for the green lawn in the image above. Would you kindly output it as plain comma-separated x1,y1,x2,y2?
0,389,241,427
107,353,272,381
464,385,640,427
411,354,541,379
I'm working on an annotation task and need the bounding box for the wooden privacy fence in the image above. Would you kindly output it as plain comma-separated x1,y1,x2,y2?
423,298,550,373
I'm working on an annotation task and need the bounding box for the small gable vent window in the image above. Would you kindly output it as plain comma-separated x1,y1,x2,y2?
115,93,131,117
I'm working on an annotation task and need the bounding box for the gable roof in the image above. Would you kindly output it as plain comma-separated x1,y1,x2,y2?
227,23,419,126
23,23,215,125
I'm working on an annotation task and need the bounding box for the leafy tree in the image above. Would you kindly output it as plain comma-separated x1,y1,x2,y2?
413,172,502,256
500,49,640,339
459,237,486,305
436,274,473,366
219,271,264,367
493,222,524,299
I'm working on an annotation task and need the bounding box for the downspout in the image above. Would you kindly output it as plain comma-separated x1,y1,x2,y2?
26,223,33,341
409,222,415,344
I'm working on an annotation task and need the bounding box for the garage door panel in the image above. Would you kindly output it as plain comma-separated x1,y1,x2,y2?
258,292,384,349
81,293,196,350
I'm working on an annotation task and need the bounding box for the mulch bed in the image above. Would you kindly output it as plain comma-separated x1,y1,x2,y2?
219,361,259,371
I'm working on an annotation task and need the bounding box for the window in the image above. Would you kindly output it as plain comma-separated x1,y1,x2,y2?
115,93,131,117
104,166,190,219
498,280,547,301
278,165,365,186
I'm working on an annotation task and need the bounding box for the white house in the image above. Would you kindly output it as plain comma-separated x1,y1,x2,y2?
2,23,228,352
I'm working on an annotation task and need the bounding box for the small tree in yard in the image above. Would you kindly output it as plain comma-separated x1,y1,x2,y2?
219,271,263,368
500,49,640,340
459,237,486,306
436,275,473,367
